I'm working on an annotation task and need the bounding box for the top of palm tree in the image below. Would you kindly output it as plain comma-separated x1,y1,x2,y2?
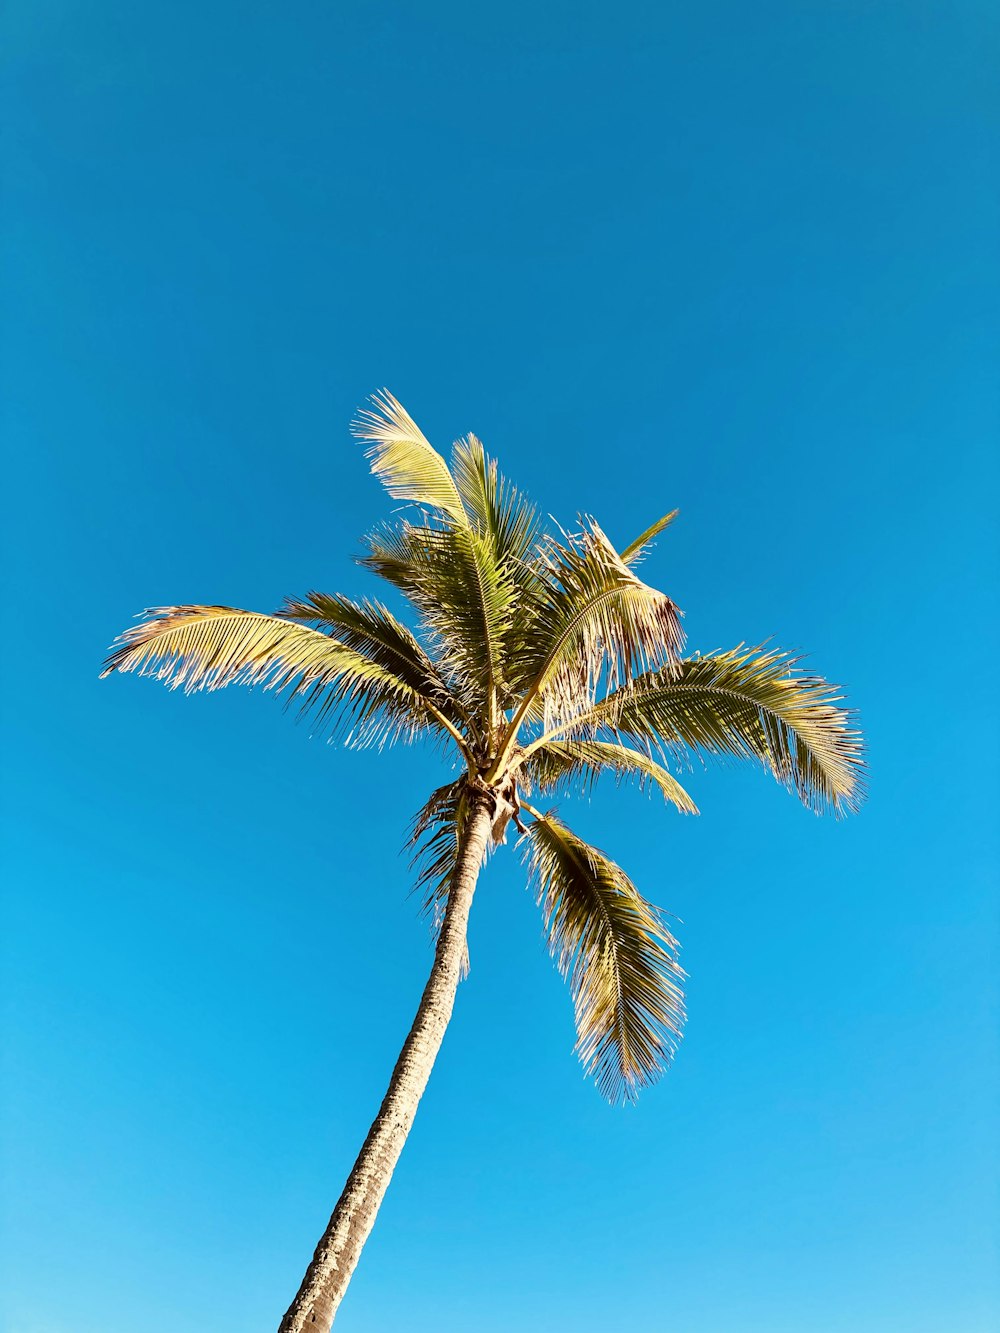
102,391,865,1103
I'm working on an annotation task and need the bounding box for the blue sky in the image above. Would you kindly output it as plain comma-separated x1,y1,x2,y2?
3,2,997,1330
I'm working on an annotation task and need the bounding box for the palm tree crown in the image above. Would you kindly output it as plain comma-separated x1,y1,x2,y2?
103,391,865,1104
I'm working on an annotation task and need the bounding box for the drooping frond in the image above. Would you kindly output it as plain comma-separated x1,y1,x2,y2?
522,739,698,815
407,777,469,929
100,605,462,750
352,389,467,525
583,647,865,815
520,808,685,1104
406,777,474,974
279,591,467,730
620,510,679,565
502,520,684,741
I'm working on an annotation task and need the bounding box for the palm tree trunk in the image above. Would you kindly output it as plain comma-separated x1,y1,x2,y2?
277,786,498,1332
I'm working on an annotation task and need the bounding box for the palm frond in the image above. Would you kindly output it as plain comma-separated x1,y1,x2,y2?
360,520,518,719
450,433,540,569
279,591,467,729
407,777,474,973
407,778,468,923
101,604,461,750
357,520,429,598
501,519,684,742
450,432,551,712
352,390,466,525
520,808,685,1104
585,647,865,815
449,434,556,701
620,510,679,565
522,739,698,814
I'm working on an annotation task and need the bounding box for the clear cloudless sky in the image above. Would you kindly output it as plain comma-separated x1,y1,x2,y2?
2,3,998,1331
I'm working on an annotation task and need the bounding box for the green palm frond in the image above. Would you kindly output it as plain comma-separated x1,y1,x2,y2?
449,432,549,710
620,510,679,565
520,808,685,1104
361,519,518,719
357,520,429,598
407,777,474,973
279,591,467,729
498,520,684,755
100,604,464,751
571,647,865,815
522,739,698,814
407,778,469,926
450,433,540,569
352,389,467,525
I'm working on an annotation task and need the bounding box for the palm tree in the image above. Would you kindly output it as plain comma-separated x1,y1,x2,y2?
102,392,864,1330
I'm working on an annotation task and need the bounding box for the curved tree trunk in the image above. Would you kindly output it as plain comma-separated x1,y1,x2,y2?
277,786,498,1332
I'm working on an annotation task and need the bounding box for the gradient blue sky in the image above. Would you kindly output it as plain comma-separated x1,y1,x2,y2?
3,3,998,1331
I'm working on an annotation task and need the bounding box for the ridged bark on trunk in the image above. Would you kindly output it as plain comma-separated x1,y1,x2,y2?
277,786,498,1332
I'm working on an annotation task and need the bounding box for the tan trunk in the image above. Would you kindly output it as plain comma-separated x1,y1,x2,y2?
277,786,497,1332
